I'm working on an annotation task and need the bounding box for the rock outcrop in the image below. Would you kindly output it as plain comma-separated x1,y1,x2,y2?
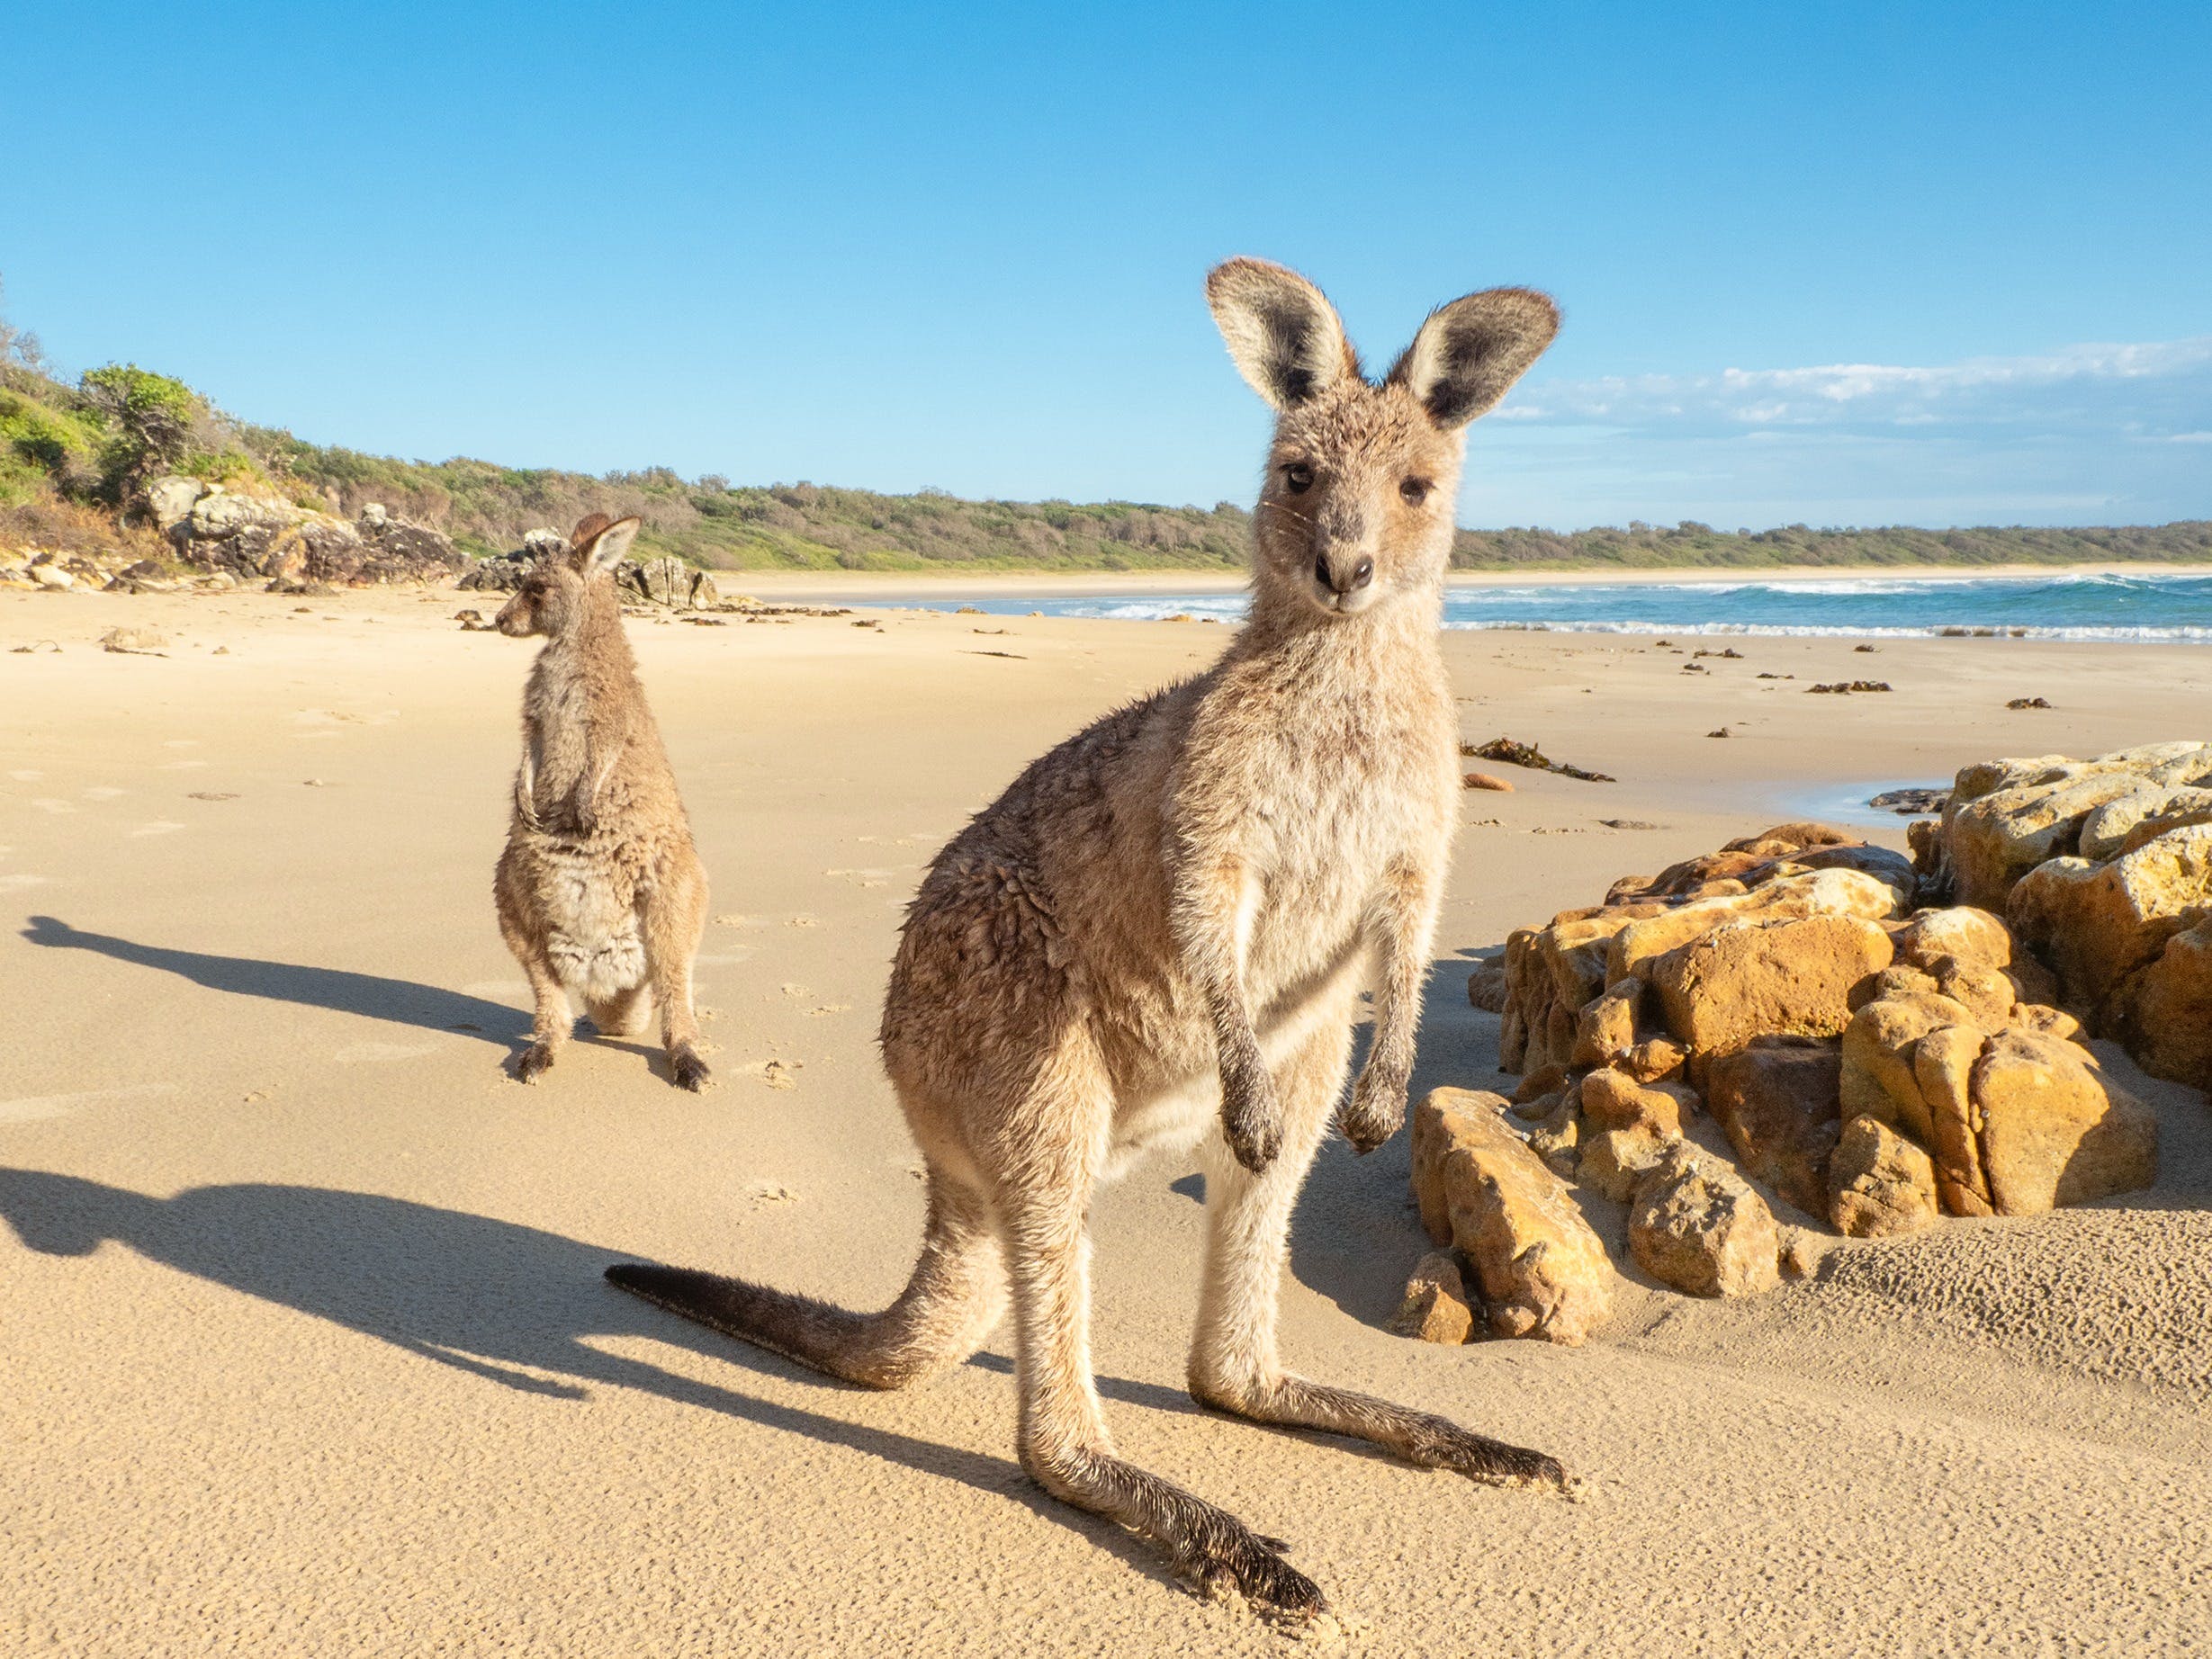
457,531,720,609
148,476,463,586
1408,1089,1612,1344
1915,745,2212,1093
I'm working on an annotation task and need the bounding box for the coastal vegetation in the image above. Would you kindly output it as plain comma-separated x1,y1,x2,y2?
5,289,2207,576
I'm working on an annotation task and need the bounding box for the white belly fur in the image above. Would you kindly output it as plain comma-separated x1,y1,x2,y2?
1103,943,1370,1183
539,854,645,1002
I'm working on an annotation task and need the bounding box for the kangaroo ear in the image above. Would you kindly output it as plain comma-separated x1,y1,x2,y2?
571,514,641,573
1206,258,1359,410
1388,288,1560,431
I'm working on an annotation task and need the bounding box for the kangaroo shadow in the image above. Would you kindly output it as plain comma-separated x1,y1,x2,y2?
19,914,532,1047
0,1168,1180,1589
1285,943,1508,1328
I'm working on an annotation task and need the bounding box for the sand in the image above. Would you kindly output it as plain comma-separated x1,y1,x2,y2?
2,581,2208,1656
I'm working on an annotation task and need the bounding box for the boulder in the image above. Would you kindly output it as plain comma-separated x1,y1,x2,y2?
1619,1036,1688,1083
2080,786,2212,861
1647,912,1894,1072
1408,1089,1612,1343
1570,981,1643,1068
1628,1152,1780,1298
1916,1024,1995,1217
2109,919,2212,1092
1704,1036,1844,1217
1971,1028,2158,1215
2008,824,2212,1018
1946,771,2156,910
1889,906,2016,973
1578,1122,1678,1203
1578,1067,1695,1137
1467,957,1508,1014
1388,1251,1476,1344
1839,989,1981,1143
625,554,720,610
145,475,211,531
1828,1115,1938,1237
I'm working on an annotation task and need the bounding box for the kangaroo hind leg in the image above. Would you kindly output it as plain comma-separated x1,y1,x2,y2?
608,1167,1007,1389
1187,1025,1569,1493
1000,1169,1326,1618
643,847,710,1090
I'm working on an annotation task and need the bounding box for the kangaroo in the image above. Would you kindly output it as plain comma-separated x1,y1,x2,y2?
492,513,711,1090
607,261,1564,1613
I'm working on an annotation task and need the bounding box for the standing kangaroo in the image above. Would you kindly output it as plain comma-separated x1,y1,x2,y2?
493,513,711,1090
608,262,1564,1612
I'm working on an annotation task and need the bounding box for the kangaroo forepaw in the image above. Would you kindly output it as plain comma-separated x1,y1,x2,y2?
1180,1527,1326,1619
514,1042,556,1084
1407,1417,1569,1492
669,1046,711,1092
1341,1067,1407,1153
1219,1090,1283,1173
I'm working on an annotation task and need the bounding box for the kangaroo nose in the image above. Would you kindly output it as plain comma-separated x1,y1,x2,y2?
1316,553,1374,595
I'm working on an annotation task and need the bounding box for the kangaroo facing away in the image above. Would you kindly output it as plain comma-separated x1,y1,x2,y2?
493,513,710,1090
608,262,1564,1613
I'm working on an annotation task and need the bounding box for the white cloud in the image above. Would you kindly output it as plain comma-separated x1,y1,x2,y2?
1456,333,2212,528
1506,336,2212,435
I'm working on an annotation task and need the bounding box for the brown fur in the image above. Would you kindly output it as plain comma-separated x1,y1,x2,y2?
608,261,1564,1612
492,514,710,1090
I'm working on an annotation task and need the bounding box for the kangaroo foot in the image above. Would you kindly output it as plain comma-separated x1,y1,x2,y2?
1400,1415,1569,1491
669,1044,711,1092
514,1042,557,1084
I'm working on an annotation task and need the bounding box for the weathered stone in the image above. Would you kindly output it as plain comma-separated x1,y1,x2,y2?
1570,981,1643,1068
1925,956,2017,1027
1947,771,2154,910
2008,824,2212,1018
1578,1067,1695,1137
1828,1114,1938,1237
1972,1028,2158,1215
1513,1063,1574,1106
1578,1121,1679,1203
1408,1090,1612,1343
1606,868,1903,987
1467,957,1508,1013
1839,989,1980,1143
1704,1036,1844,1217
1917,1024,1994,1217
1891,906,2016,973
145,475,211,531
2109,919,2212,1092
1388,1251,1475,1344
2081,786,2212,861
1629,1152,1780,1298
625,555,720,610
1619,1036,1687,1083
1648,912,1895,1069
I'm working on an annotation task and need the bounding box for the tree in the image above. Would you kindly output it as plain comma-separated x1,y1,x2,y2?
78,363,202,499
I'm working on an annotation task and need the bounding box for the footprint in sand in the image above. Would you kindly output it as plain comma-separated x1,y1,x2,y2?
785,915,820,928
807,1005,851,1018
746,1181,799,1206
780,983,811,999
741,1058,802,1090
824,867,892,888
713,913,764,928
130,821,187,837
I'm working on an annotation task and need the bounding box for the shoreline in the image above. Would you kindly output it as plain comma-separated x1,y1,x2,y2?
723,559,2212,602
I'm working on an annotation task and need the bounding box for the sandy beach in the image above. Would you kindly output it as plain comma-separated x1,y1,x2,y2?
3,583,2208,1655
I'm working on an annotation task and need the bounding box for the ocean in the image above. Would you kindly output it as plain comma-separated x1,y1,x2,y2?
873,569,2212,643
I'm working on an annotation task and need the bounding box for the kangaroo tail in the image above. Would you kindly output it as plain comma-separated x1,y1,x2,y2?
605,1179,1005,1391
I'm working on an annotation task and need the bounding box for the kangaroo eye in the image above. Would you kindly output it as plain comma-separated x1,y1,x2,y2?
1283,463,1315,494
1400,477,1432,506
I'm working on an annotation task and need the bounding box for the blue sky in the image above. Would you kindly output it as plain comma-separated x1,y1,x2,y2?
7,2,2208,529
